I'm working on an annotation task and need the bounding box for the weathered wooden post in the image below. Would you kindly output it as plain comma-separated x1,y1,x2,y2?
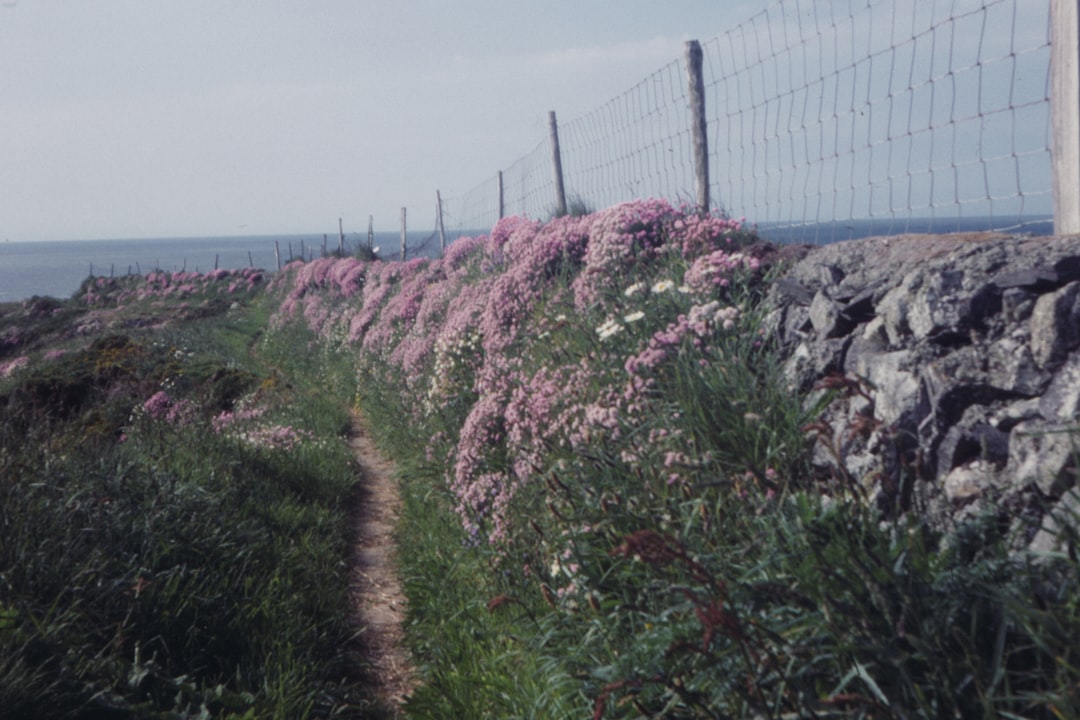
549,111,568,217
497,170,505,220
368,215,374,249
685,39,710,215
275,241,281,270
436,190,446,254
1052,0,1080,235
400,207,407,261
339,217,345,254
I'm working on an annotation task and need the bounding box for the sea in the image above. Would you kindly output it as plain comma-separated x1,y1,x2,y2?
0,231,449,303
0,216,1055,304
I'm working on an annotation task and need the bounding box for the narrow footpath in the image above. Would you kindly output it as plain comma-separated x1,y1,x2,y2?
348,412,416,716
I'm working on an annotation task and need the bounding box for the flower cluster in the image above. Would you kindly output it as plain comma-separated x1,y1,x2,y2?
81,267,265,308
267,199,762,545
211,396,315,452
0,355,29,380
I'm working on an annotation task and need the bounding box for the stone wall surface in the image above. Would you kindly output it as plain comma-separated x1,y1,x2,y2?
765,232,1080,551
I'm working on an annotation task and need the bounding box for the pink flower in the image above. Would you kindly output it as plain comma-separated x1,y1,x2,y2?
142,391,173,420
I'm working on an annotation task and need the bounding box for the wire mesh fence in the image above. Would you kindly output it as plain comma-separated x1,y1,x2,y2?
441,0,1055,243
559,59,696,214
705,0,1053,243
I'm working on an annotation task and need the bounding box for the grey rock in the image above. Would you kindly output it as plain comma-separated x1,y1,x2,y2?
1028,487,1080,555
943,460,1001,503
809,291,855,338
855,350,918,427
1002,287,1038,323
1007,420,1080,495
937,422,1010,474
1041,353,1080,421
986,336,1045,396
1030,281,1080,368
772,277,814,307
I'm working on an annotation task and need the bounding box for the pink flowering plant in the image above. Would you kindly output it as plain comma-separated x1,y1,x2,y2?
262,201,1080,718
266,200,774,548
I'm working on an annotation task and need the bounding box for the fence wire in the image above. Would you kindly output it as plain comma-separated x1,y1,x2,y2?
558,59,695,213
443,0,1053,242
705,0,1052,242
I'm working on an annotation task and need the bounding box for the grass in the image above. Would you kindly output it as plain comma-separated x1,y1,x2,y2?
0,274,376,718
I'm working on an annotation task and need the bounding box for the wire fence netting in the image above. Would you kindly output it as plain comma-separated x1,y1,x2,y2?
443,0,1053,243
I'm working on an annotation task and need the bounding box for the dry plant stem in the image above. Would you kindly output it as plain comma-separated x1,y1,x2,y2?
348,411,417,716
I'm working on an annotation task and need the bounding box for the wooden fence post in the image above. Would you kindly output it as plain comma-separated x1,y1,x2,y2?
498,170,505,220
368,215,374,249
436,190,446,254
1052,0,1080,235
549,111,568,217
338,217,345,254
400,207,407,261
685,39,710,215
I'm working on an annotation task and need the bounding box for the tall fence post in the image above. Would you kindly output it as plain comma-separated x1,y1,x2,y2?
1052,0,1080,235
436,190,446,254
367,215,374,249
400,206,407,261
497,170,505,219
685,39,710,215
548,111,568,217
338,217,345,254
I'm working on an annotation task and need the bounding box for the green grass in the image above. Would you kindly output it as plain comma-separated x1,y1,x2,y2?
0,284,376,718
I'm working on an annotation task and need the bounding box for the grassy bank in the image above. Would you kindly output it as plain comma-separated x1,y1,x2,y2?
0,271,375,718
269,201,1080,718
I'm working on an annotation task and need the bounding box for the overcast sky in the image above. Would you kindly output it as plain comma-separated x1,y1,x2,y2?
1,1,770,242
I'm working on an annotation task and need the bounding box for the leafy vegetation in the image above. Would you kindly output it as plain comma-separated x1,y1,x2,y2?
0,270,375,718
269,200,1080,718
4,202,1079,718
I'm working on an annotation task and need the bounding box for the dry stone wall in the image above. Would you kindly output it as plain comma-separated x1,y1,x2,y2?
765,232,1080,552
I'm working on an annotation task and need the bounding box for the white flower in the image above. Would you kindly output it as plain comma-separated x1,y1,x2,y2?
623,310,646,323
651,279,675,294
623,282,646,297
596,318,623,339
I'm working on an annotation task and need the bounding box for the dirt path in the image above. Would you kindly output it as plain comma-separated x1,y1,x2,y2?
348,412,416,716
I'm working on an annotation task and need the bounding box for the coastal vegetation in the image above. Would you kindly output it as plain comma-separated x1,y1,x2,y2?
1,270,373,717
2,201,1079,717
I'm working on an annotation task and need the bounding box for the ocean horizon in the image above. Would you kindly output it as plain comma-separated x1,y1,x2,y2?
0,215,1055,303
0,230,450,303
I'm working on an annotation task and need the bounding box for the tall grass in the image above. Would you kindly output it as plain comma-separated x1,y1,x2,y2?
0,275,375,718
267,200,1080,718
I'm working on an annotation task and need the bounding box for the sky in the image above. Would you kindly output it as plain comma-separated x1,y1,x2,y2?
1,0,766,242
